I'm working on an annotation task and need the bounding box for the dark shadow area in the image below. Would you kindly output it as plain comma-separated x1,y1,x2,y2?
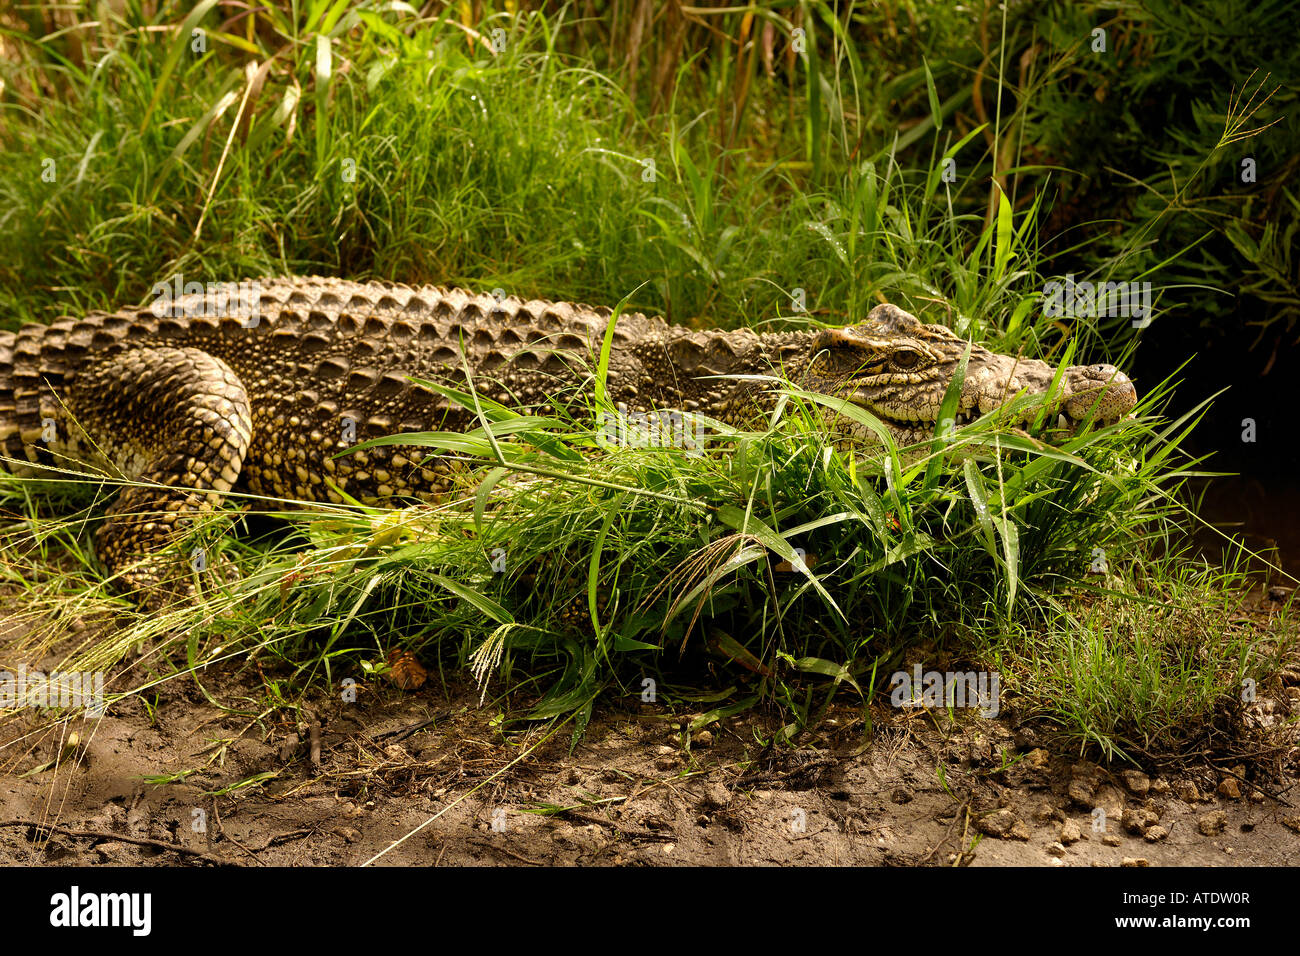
1131,305,1299,580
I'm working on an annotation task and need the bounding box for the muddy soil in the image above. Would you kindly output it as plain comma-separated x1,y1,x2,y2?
2,613,1298,868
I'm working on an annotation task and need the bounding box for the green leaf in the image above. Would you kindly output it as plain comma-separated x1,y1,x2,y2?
993,185,1013,281
611,634,660,652
314,34,332,168
963,459,998,556
992,511,1020,613
793,656,863,696
806,220,849,266
428,574,513,625
341,430,513,460
922,57,943,132
800,12,822,179
473,465,512,539
925,341,971,489
595,283,650,412
689,696,759,732
963,459,1020,612
588,502,619,641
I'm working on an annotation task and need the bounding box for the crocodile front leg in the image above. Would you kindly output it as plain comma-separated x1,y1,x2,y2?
61,347,252,602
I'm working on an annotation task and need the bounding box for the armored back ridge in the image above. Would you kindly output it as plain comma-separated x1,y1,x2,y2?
0,278,1136,599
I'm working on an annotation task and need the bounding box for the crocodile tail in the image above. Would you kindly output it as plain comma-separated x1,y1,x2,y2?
0,328,23,470
0,320,80,474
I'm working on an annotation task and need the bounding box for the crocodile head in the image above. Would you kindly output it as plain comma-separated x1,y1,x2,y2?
798,304,1137,445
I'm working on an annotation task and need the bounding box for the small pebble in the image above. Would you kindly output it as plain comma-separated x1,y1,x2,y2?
1198,811,1227,836
1122,770,1151,797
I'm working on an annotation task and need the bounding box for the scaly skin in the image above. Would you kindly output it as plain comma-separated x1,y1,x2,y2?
0,278,1136,596
797,303,1138,444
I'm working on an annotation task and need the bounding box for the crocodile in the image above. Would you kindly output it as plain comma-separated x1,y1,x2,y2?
0,276,1136,598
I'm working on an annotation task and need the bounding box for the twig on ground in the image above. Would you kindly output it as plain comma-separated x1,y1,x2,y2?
0,819,240,865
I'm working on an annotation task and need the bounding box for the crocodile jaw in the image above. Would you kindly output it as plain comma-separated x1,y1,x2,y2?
956,352,1138,433
801,304,1138,445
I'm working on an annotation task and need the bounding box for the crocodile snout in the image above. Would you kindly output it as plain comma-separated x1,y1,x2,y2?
1062,364,1137,424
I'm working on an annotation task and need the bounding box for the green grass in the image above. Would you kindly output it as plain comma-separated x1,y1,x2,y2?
0,1,1294,764
987,554,1294,764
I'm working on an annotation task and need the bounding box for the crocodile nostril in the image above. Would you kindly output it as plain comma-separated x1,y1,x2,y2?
1085,364,1127,381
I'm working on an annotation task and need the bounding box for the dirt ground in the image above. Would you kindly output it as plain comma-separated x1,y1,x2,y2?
2,611,1298,868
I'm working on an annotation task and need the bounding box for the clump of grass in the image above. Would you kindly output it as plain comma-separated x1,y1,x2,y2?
989,558,1295,764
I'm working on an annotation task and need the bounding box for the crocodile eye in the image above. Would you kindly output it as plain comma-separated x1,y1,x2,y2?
890,348,923,371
